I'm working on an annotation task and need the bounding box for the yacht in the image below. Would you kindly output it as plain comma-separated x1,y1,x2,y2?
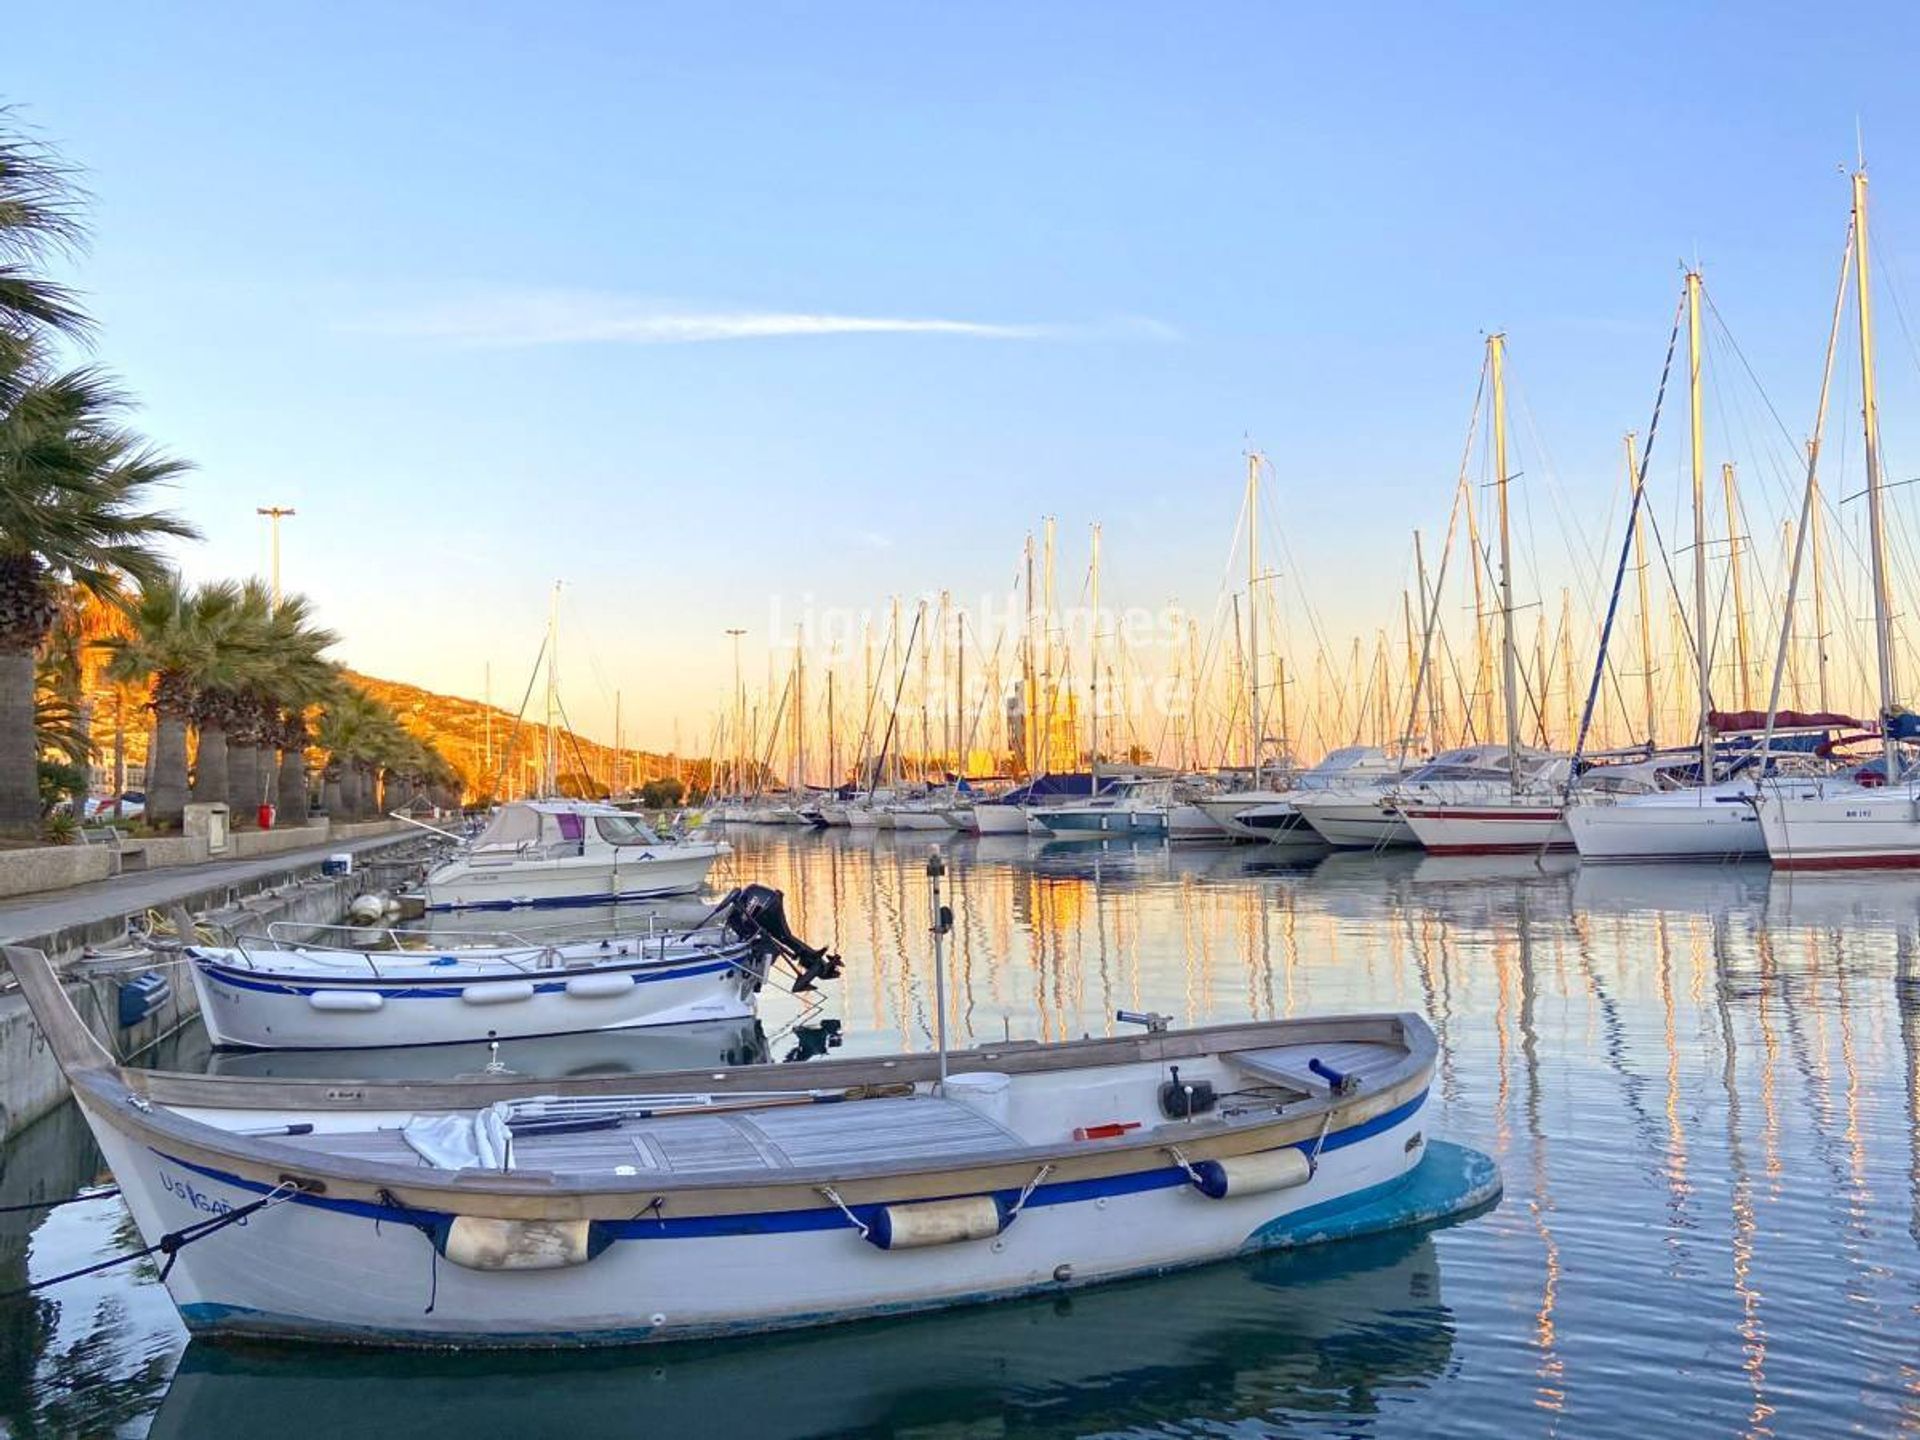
423,801,730,911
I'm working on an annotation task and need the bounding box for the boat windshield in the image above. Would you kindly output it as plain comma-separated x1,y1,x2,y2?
595,815,662,846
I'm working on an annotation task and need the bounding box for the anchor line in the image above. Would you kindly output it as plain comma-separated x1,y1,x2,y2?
0,1186,120,1215
0,1181,298,1300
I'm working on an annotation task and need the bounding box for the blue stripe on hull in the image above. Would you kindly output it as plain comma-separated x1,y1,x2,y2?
427,885,702,913
196,955,743,1001
153,1088,1430,1238
170,1139,1497,1349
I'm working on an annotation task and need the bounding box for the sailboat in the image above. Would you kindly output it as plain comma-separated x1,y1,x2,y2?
1758,167,1920,869
1398,336,1574,855
1569,271,1769,861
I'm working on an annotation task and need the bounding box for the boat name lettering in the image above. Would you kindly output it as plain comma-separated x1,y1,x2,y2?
158,1169,248,1225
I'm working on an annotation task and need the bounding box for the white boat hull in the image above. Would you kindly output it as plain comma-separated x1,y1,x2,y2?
1758,782,1920,870
188,944,769,1050
971,804,1030,835
1567,797,1765,862
1399,803,1571,855
1294,800,1415,849
425,847,725,912
84,1085,1437,1346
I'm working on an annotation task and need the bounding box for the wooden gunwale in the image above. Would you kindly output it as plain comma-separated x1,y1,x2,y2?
13,942,1434,1222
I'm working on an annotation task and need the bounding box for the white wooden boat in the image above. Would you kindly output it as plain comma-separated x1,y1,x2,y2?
184,887,840,1051
12,942,1494,1349
423,802,729,911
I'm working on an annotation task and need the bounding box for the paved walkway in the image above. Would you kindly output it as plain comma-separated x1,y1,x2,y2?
0,829,424,945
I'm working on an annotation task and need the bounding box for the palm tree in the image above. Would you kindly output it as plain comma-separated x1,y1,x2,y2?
0,115,90,364
0,376,197,836
260,600,338,827
180,580,258,811
103,573,201,828
0,118,194,837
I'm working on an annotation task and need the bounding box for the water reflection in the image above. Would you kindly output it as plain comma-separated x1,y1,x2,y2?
144,1228,1461,1440
1,828,1918,1436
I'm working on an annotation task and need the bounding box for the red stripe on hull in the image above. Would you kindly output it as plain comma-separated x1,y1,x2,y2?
1421,841,1576,855
1770,852,1920,871
1401,810,1564,823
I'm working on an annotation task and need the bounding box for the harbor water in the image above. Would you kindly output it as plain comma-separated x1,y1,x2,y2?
3,826,1918,1437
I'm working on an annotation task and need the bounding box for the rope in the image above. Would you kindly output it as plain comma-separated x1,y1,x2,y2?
0,1181,297,1300
816,1184,869,1239
0,1186,120,1215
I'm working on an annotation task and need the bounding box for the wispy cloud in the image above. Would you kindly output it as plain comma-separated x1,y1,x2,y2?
350,290,1175,348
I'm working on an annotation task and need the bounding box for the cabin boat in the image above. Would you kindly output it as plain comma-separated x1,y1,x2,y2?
10,942,1495,1349
1392,751,1574,856
1200,748,1401,844
1292,746,1517,850
1037,779,1171,836
182,887,836,1051
423,802,729,911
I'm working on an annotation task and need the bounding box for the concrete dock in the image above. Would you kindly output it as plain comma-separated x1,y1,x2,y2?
0,824,441,1143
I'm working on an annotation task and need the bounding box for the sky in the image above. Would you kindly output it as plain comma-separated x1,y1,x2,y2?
11,1,1920,752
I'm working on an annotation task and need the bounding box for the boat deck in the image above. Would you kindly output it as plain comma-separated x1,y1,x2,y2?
255,1036,1413,1182
273,1095,1028,1179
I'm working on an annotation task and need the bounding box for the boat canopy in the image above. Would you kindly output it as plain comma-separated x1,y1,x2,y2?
471,801,662,853
997,773,1112,805
1707,708,1863,733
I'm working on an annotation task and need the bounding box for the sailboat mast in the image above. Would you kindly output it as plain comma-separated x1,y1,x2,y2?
1854,167,1902,782
1723,463,1754,710
1089,523,1102,771
1687,270,1714,781
1626,433,1657,748
1811,454,1832,713
544,580,560,796
1489,334,1522,789
826,668,837,790
1023,533,1037,776
1247,453,1262,787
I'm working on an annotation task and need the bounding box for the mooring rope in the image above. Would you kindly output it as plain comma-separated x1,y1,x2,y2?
0,1186,121,1215
0,1180,299,1300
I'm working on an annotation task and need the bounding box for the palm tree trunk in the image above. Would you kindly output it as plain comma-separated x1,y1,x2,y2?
0,648,39,837
277,748,310,826
191,723,229,806
322,766,343,819
228,743,259,820
148,713,190,829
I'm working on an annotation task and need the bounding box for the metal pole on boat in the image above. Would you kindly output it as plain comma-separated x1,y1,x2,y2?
928,846,952,1094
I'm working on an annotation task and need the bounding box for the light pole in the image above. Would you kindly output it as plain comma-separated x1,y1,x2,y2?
257,506,296,604
725,628,747,795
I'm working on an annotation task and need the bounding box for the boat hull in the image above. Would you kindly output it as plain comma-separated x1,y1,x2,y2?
971,803,1029,834
1567,798,1764,862
188,945,769,1050
1040,810,1168,836
1294,800,1415,849
1399,805,1571,855
424,849,724,912
81,1085,1453,1347
1758,785,1920,869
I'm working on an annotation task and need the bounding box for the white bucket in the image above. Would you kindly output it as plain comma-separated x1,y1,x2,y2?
942,1070,1012,1129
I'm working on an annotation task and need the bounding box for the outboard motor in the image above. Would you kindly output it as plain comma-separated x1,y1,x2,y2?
725,885,844,993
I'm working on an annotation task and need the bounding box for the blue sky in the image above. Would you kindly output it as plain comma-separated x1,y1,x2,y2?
11,1,1920,748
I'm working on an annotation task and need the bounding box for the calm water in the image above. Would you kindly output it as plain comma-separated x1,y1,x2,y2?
4,828,1919,1437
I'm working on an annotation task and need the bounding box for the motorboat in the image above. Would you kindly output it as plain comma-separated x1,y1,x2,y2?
182,887,840,1051
422,802,730,911
1036,779,1171,836
1198,748,1400,843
